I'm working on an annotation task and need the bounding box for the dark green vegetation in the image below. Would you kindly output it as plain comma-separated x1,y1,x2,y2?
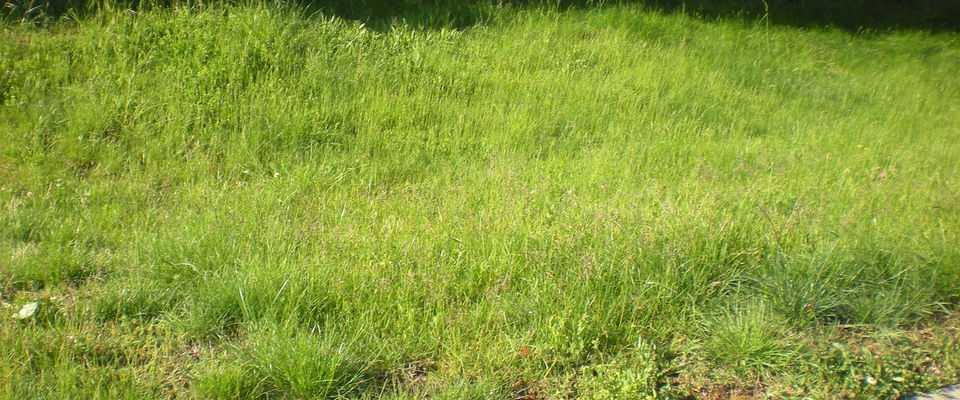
2,1,959,399
6,0,960,31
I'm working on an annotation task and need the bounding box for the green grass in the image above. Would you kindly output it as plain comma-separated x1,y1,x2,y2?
2,1,959,398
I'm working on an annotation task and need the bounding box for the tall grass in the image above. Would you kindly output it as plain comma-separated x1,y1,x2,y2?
1,1,959,398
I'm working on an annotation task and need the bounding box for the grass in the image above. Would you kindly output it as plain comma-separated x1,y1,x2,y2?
1,1,959,398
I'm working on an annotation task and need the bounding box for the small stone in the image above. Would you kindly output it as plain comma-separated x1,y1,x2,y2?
13,302,39,320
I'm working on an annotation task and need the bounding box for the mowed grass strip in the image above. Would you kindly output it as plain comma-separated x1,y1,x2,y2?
1,2,959,399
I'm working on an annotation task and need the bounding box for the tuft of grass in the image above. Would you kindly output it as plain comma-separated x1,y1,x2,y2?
700,302,797,372
195,324,368,399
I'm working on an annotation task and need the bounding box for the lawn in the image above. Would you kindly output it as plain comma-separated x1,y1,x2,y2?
1,1,959,398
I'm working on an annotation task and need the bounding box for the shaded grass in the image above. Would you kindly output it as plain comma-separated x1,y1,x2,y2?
5,0,960,32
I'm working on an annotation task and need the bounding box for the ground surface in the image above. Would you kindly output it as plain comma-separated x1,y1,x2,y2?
909,384,960,400
2,1,959,399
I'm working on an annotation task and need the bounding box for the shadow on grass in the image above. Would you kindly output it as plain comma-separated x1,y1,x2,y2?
5,0,960,32
644,0,960,32
330,0,960,33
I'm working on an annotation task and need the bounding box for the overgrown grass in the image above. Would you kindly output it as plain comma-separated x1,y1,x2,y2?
2,1,959,398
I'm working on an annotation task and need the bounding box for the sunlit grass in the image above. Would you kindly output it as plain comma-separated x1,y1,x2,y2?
1,1,959,398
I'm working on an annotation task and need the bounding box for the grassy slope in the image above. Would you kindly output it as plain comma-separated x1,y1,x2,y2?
1,3,959,399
